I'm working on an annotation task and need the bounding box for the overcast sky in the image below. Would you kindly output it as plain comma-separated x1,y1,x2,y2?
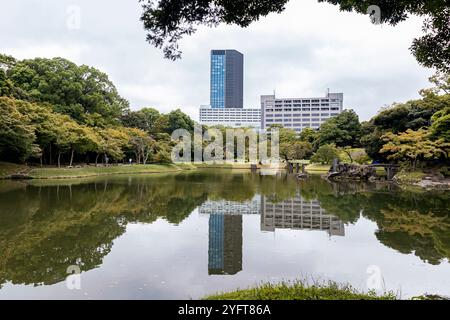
0,0,434,121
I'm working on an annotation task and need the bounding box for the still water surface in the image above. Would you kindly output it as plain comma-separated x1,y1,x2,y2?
0,170,449,299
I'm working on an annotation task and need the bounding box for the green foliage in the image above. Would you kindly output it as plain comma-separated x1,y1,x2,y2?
316,110,362,147
2,56,129,124
140,0,450,72
204,280,397,300
299,127,319,145
121,107,161,133
140,0,289,60
0,53,203,166
380,129,449,168
97,127,130,162
361,73,450,162
165,108,195,134
431,107,450,142
126,127,158,164
280,141,313,161
339,147,369,164
311,144,339,165
0,97,39,162
276,126,297,144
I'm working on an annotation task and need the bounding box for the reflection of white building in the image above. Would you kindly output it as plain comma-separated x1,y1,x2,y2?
260,194,345,236
199,196,261,215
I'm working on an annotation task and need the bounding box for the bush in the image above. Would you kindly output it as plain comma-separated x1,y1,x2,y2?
311,144,339,165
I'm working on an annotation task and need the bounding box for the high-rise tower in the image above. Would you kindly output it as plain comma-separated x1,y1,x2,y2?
210,50,243,108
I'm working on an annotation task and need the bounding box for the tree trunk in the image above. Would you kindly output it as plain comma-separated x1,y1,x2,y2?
58,152,61,168
345,150,353,163
69,148,75,167
49,144,53,166
95,154,99,166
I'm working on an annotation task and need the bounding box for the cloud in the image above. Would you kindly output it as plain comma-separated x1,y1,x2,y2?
0,0,434,121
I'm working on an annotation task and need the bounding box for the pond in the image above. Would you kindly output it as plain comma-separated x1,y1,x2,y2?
0,169,449,299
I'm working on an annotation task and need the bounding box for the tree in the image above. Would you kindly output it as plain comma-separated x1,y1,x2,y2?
139,0,450,72
277,126,298,144
140,0,288,60
121,107,161,133
280,141,313,161
15,99,61,166
126,128,157,164
311,144,339,165
52,117,99,167
317,110,361,147
360,121,384,161
153,141,173,163
3,56,129,124
165,109,195,134
299,127,319,145
0,70,12,96
380,129,449,169
97,128,130,164
0,97,39,162
360,74,450,160
431,107,450,142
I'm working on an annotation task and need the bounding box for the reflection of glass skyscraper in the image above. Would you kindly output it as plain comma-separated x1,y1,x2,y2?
208,215,243,275
210,50,244,109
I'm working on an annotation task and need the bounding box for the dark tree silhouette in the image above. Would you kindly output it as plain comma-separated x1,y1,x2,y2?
140,0,450,71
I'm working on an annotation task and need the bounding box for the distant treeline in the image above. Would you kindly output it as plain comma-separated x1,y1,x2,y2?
1,53,449,168
0,54,195,166
272,71,450,168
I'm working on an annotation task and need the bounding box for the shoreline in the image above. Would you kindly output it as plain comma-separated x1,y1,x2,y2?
1,163,196,180
1,162,449,190
0,162,264,180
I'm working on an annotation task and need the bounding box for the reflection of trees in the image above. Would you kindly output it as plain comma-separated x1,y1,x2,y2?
0,170,297,287
298,178,450,265
0,174,210,287
371,204,450,265
0,171,448,288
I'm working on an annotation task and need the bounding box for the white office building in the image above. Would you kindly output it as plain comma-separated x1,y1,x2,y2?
261,92,344,132
199,105,261,128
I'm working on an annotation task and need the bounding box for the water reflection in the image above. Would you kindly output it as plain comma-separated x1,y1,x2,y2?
208,215,242,275
0,171,448,294
260,194,345,236
202,193,345,276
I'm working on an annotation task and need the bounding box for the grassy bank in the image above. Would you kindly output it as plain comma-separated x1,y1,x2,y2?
0,163,197,180
305,164,331,173
393,170,427,184
27,164,197,179
204,281,397,300
0,162,28,178
193,162,258,169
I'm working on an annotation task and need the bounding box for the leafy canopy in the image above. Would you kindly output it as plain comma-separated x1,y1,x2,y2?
140,0,450,71
1,55,129,125
380,128,449,168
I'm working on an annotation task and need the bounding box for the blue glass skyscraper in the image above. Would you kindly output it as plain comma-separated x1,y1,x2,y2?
210,50,243,109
